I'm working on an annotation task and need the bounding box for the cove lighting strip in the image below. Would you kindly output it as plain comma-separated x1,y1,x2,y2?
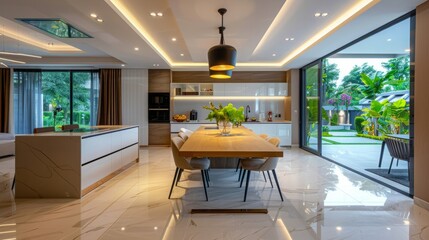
106,0,377,68
174,96,286,100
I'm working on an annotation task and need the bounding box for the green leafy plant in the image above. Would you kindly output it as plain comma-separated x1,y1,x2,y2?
359,73,387,100
382,99,409,134
354,116,365,134
203,102,245,127
331,113,339,126
356,134,385,141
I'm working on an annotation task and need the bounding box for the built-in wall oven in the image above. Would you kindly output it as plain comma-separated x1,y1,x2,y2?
148,93,170,123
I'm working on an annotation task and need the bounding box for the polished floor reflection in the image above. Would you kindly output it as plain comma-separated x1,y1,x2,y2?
0,147,428,239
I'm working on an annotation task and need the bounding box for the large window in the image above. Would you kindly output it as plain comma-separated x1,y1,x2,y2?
14,70,99,133
301,13,414,195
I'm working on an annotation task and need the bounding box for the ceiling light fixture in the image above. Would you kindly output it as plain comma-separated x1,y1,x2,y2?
314,13,321,17
285,38,289,41
209,69,232,79
90,13,97,18
0,57,26,64
172,38,176,42
290,38,294,41
0,51,41,58
180,53,184,56
134,47,139,51
272,53,276,56
208,8,237,75
121,64,125,67
97,19,103,23
150,12,156,17
387,38,392,41
157,12,163,17
322,13,328,17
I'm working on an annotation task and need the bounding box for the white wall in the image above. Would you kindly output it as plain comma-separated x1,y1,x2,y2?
121,69,148,145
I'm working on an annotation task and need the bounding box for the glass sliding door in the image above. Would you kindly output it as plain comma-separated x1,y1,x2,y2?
41,71,71,128
302,62,321,153
72,71,99,127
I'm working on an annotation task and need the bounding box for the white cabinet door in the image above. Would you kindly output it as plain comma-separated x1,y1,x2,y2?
213,83,224,96
245,83,265,96
277,124,291,146
224,83,245,96
259,124,277,137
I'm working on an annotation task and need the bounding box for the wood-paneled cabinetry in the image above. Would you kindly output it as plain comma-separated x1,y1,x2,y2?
148,69,171,145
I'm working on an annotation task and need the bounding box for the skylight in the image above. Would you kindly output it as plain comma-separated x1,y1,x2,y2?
18,19,91,38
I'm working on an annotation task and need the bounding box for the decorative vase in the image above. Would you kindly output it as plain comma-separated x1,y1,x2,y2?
219,121,232,136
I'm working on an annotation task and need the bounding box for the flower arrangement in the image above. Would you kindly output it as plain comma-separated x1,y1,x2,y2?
203,102,244,135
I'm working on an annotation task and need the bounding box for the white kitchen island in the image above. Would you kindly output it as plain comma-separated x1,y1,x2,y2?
15,125,139,198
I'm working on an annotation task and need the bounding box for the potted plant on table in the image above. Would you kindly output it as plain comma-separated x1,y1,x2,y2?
203,102,244,135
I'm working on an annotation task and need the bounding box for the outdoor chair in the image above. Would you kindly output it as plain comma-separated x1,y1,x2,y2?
385,137,411,180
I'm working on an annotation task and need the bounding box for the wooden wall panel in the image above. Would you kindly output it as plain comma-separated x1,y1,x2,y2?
414,1,429,207
149,124,171,145
172,71,286,83
149,69,171,92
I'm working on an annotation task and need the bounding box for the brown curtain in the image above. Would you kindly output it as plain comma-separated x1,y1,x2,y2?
0,68,11,133
98,69,122,125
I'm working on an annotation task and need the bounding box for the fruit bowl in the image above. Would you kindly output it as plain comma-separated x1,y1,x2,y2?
173,114,187,122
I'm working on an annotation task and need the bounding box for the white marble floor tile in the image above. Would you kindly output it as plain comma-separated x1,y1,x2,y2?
0,147,428,240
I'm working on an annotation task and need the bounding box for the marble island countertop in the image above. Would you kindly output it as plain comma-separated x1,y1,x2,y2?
170,120,291,124
18,125,138,138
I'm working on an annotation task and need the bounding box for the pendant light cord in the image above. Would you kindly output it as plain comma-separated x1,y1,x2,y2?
218,8,227,45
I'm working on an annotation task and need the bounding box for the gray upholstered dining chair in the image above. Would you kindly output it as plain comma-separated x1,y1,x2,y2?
169,137,211,201
385,137,410,180
235,133,271,172
240,156,284,202
178,132,189,141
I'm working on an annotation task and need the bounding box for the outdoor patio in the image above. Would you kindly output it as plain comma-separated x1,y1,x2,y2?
309,130,410,194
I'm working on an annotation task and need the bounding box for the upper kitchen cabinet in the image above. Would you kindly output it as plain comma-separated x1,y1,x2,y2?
244,83,287,96
149,69,171,93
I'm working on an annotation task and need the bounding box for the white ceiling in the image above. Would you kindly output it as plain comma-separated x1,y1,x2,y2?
0,0,425,70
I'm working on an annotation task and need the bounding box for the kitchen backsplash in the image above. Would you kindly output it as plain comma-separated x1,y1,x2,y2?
172,99,285,122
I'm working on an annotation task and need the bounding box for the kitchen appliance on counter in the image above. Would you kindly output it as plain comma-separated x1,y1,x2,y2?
190,109,198,121
267,111,273,122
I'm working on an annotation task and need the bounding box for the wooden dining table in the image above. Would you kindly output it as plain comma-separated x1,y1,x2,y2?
179,126,283,158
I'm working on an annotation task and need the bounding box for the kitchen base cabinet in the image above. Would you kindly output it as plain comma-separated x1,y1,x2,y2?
149,123,171,145
242,123,291,146
15,126,139,198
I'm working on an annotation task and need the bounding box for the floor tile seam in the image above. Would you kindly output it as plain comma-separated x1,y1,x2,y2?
60,177,143,240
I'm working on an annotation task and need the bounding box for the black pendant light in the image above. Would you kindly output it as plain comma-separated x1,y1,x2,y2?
208,8,237,72
209,69,232,79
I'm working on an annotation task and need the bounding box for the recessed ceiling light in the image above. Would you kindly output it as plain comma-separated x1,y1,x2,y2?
180,53,184,56
134,47,139,51
154,226,158,230
387,38,392,42
405,49,411,52
121,227,125,231
321,13,328,17
285,38,289,41
150,12,156,17
290,38,294,41
272,53,276,57
314,13,321,17
336,226,342,231
157,12,163,17
90,13,97,18
97,18,103,23
172,38,177,42
121,64,125,67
